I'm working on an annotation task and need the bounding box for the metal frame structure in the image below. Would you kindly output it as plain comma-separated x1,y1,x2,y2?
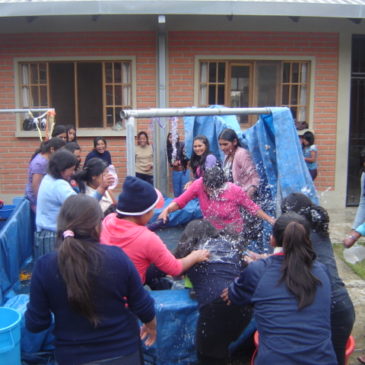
121,107,272,194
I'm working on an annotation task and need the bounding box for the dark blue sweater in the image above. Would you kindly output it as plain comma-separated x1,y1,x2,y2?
85,149,112,166
25,244,155,365
229,255,337,365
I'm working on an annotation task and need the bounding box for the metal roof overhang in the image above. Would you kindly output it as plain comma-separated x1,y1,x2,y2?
0,0,365,19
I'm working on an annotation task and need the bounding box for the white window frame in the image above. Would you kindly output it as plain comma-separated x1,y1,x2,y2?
14,56,137,138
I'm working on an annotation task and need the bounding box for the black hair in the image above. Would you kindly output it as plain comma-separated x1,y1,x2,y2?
175,219,219,258
30,137,66,161
93,137,107,149
190,135,213,177
73,158,108,193
281,193,329,236
273,212,321,310
48,149,78,179
137,131,149,145
52,124,67,138
64,142,81,154
302,131,315,146
65,125,77,142
56,194,103,327
218,128,242,147
203,165,227,191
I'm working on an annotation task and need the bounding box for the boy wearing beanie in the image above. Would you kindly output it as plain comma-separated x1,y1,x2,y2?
101,176,209,287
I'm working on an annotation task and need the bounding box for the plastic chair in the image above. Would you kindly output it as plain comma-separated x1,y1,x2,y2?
345,335,355,365
251,331,355,365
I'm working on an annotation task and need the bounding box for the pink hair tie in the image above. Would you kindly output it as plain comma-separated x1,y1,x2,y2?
63,230,75,239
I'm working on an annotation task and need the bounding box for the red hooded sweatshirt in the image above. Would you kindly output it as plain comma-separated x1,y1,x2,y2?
101,213,183,283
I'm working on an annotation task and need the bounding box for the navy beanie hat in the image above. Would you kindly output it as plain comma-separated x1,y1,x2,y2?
116,176,158,216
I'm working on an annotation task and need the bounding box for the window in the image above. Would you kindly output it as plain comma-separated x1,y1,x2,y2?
199,60,310,127
19,60,132,130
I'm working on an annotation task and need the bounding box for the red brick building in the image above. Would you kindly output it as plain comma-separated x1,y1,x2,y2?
0,0,364,208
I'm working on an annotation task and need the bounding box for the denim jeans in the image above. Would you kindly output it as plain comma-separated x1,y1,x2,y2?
353,172,365,229
172,169,190,197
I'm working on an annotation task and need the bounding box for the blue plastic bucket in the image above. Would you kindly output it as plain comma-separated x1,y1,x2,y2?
0,205,15,230
0,307,21,365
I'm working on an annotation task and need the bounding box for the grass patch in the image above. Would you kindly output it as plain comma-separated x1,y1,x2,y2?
333,243,365,280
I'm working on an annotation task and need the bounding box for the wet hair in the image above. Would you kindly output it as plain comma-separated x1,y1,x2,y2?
203,165,227,191
73,158,107,193
56,194,104,327
175,219,219,258
137,131,149,145
218,128,242,148
302,131,315,146
190,135,213,177
93,137,107,149
65,125,77,142
52,124,67,138
30,137,66,161
48,149,78,179
273,212,321,310
281,193,329,236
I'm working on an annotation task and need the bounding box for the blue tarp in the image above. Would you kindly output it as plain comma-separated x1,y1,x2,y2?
0,198,33,305
183,106,318,251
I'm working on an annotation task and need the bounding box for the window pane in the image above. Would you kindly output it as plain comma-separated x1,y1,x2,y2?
114,63,122,83
39,64,47,83
114,85,122,105
292,63,299,83
283,63,290,83
200,62,207,83
40,86,47,106
199,85,207,105
106,85,113,105
105,63,113,83
208,84,216,104
297,106,306,123
217,85,225,104
122,86,131,105
106,107,113,127
31,86,39,105
21,64,29,84
30,64,38,84
299,85,307,106
291,85,298,105
22,87,30,107
282,85,289,105
209,63,217,82
122,63,130,83
300,63,307,83
218,62,225,83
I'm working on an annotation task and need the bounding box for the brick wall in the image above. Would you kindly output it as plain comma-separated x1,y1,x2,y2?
0,31,157,196
0,30,338,198
168,31,339,191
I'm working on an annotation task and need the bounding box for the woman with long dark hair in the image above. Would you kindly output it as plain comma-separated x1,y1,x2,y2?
26,194,156,365
135,131,154,185
25,137,66,212
189,135,217,179
85,137,112,166
281,193,355,365
222,212,337,364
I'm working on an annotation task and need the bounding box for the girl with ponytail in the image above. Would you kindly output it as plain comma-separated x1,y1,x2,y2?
222,212,336,364
26,194,156,365
281,193,355,365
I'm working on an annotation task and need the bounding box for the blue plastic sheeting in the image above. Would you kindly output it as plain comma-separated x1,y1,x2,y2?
183,107,317,252
0,198,33,305
4,294,55,363
144,289,198,365
151,197,202,227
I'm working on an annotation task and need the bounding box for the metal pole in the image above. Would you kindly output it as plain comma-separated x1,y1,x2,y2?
0,108,54,113
121,107,271,119
126,116,136,176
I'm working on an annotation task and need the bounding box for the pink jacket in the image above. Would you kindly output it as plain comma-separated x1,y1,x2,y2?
100,214,183,283
226,146,260,192
174,178,260,232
